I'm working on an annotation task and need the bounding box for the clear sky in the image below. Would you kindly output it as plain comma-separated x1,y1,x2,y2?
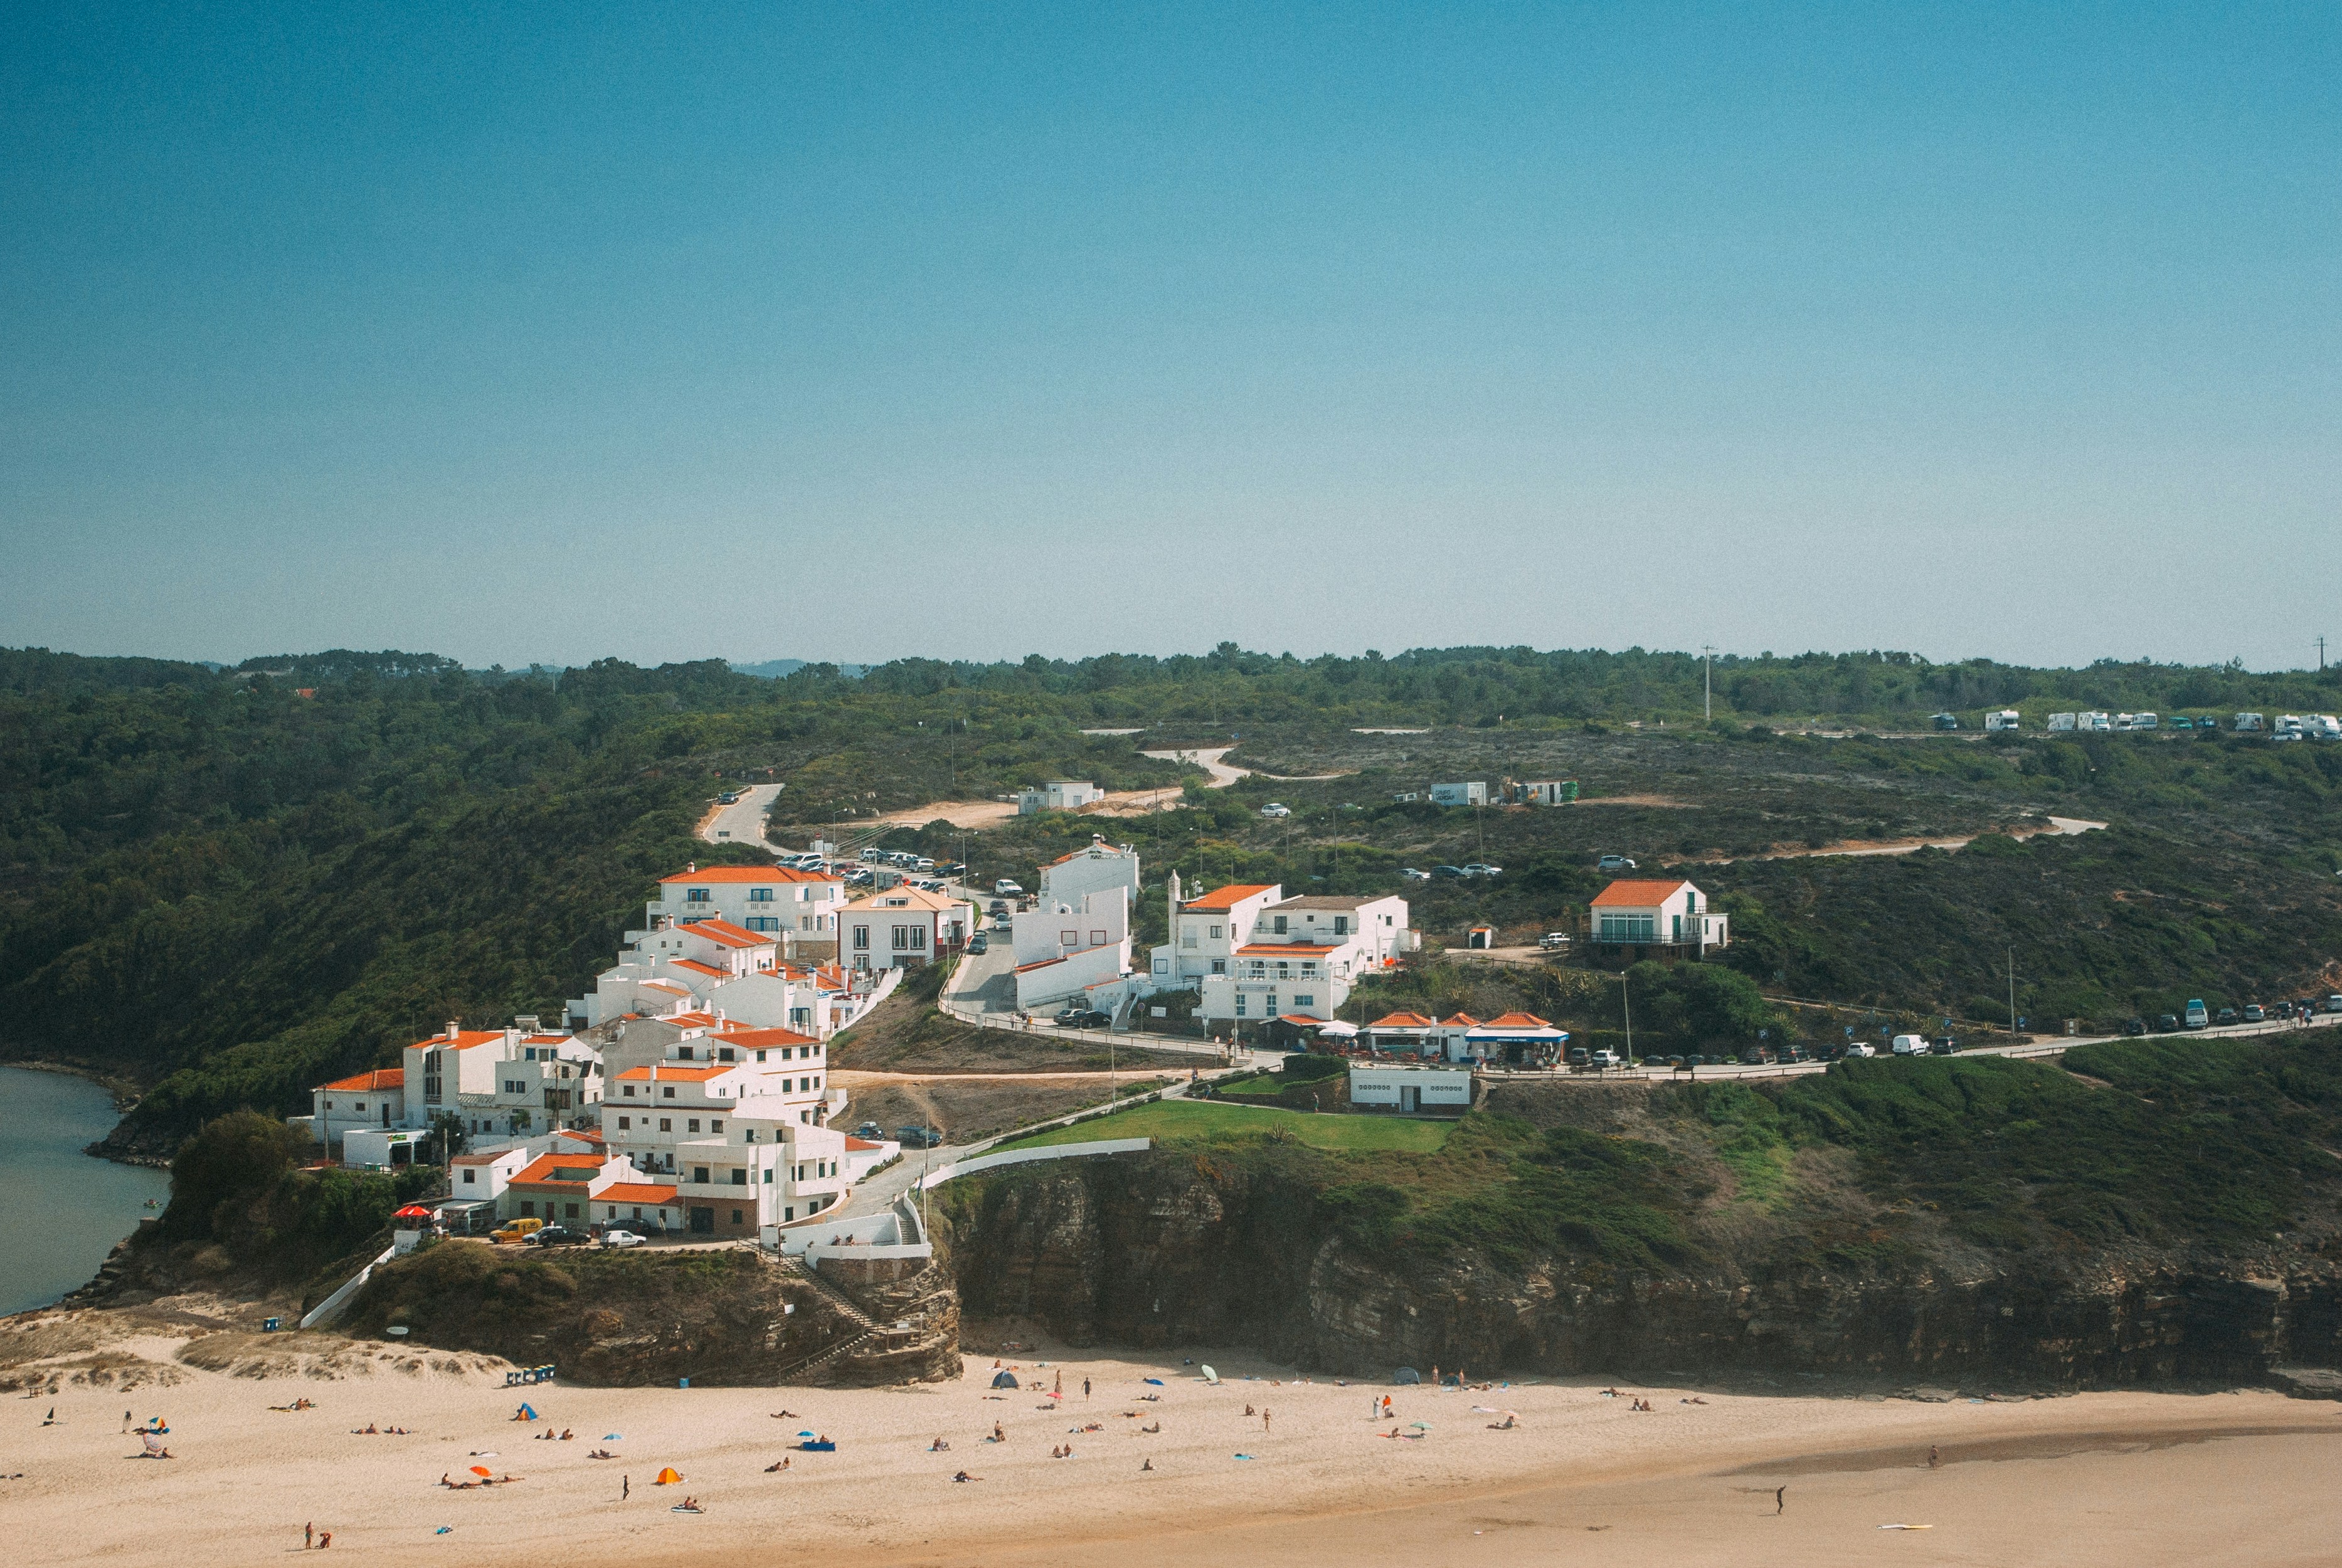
4,4,2337,671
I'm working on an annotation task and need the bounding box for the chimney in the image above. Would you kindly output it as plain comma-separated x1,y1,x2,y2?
446,1020,459,1041
687,861,696,874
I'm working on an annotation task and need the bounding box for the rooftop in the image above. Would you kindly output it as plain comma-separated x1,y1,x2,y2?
1182,883,1280,912
323,1067,405,1093
598,1182,681,1205
403,1030,507,1053
661,865,839,885
615,1064,733,1082
841,886,966,913
684,918,772,949
716,1025,823,1048
1590,878,1693,908
1367,1011,1438,1029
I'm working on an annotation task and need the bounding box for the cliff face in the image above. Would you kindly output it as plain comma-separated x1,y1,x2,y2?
941,1153,2342,1389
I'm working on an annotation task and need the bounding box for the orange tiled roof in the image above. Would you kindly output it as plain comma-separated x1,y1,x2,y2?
1438,1013,1481,1028
671,958,727,977
685,919,770,948
404,1030,506,1052
1369,1012,1437,1029
615,1064,732,1082
1589,879,1692,907
512,1152,610,1185
662,865,838,884
1481,1011,1555,1029
597,1182,681,1205
323,1067,405,1093
715,1026,822,1048
1182,883,1278,911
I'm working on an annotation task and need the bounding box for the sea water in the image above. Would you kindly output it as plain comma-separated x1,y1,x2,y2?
0,1067,170,1315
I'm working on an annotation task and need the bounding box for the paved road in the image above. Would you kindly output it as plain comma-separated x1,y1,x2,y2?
701,781,783,845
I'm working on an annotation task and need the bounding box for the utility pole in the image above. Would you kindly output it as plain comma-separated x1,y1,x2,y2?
1702,645,1715,721
2008,946,2018,1036
1621,970,1634,1066
2320,636,2328,672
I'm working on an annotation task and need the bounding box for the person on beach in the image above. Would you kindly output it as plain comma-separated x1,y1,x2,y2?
1083,1378,1091,1399
1928,1446,1940,1469
1140,1458,1153,1471
931,1438,950,1451
993,1422,1005,1443
622,1475,629,1501
1262,1408,1271,1433
1776,1486,1786,1515
305,1523,313,1549
318,1532,331,1549
954,1471,980,1482
1054,1370,1062,1396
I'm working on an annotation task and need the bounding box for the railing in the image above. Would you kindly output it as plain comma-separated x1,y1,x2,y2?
299,1243,397,1330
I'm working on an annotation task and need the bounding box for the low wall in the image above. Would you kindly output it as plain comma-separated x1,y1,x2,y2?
912,1137,1152,1192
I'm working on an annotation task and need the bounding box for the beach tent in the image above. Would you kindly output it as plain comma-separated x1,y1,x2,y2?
1392,1367,1422,1385
990,1370,1020,1389
654,1467,684,1485
515,1403,539,1421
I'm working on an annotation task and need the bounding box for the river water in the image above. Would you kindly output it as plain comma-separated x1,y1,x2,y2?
0,1067,170,1315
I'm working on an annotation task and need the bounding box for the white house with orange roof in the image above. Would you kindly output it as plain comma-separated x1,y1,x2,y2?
1589,877,1728,958
313,1067,408,1143
1194,890,1411,1027
840,884,973,973
647,861,847,952
1365,1010,1439,1054
309,1018,601,1152
596,1051,852,1237
1150,879,1283,988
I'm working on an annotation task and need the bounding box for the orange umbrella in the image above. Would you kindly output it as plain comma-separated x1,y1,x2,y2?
469,1466,493,1478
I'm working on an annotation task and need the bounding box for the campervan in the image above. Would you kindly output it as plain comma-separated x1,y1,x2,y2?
2047,712,2077,732
2233,712,2265,733
2079,712,2113,732
1984,710,2021,733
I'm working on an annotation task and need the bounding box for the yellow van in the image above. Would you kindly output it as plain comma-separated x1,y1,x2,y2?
490,1217,544,1246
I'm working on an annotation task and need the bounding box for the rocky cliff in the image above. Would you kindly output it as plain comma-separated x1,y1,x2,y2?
939,1148,2342,1389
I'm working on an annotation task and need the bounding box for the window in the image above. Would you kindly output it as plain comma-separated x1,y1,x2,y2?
687,1118,701,1133
686,887,711,903
1597,913,1657,942
1273,915,1288,934
717,1047,734,1062
462,1168,475,1184
1211,924,1223,939
755,1050,766,1062
1302,963,1317,977
1247,961,1265,978
564,1202,580,1219
763,1168,773,1182
1153,958,1169,973
744,1128,756,1141
800,914,812,930
1061,929,1078,946
617,1116,630,1130
623,1084,636,1097
1090,930,1106,946
1182,931,1197,948
354,1102,366,1113
662,1086,676,1099
1234,994,1247,1016
749,887,774,903
692,1166,710,1184
852,924,870,950
1211,960,1225,974
659,1118,672,1132
1265,993,1277,1015
910,924,926,949
520,1200,536,1216
731,1168,747,1185
732,1209,743,1225
677,1045,694,1060
746,917,780,932
1295,993,1314,1006
1333,916,1349,935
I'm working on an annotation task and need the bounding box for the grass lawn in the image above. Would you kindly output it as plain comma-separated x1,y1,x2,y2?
992,1098,1453,1154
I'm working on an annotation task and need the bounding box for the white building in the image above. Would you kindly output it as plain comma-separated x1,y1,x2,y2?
1150,879,1283,990
1015,780,1101,814
311,1019,602,1147
1175,888,1411,1025
1039,836,1141,914
1429,781,1488,807
447,1144,534,1204
1013,888,1134,1009
643,862,847,952
1588,879,1729,956
596,1053,852,1238
840,886,973,973
1348,1062,1475,1113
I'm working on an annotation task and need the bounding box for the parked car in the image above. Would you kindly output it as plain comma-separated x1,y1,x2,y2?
993,879,1024,896
1399,867,1432,881
490,1217,544,1245
853,1121,884,1140
1538,932,1570,950
1844,1043,1877,1058
2184,999,2209,1029
1597,854,1637,871
1931,1036,1959,1055
1431,864,1468,879
2216,1007,2239,1025
2243,1004,2265,1022
1889,1033,1927,1056
1259,803,1291,818
2326,994,2342,1014
2121,1017,2149,1036
598,1229,647,1249
717,791,739,805
1931,712,1960,730
937,862,968,879
1587,1049,1622,1069
968,933,988,953
1565,1047,1591,1067
895,1125,943,1149
531,1224,590,1248
2155,1012,2180,1033
1056,1007,1113,1029
988,898,1010,914
1461,862,1503,877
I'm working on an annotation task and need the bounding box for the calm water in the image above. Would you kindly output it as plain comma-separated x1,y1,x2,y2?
0,1067,170,1315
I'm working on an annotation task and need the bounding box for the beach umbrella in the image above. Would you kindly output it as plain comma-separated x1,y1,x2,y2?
654,1467,684,1485
392,1205,435,1221
469,1466,493,1478
1199,1365,1219,1384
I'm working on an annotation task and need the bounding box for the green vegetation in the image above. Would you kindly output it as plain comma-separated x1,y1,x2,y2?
153,1110,433,1285
992,1098,1454,1153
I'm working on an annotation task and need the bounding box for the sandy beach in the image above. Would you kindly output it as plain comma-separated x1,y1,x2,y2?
5,1316,2338,1567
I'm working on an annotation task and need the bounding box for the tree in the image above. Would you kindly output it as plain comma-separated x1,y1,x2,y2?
162,1110,307,1240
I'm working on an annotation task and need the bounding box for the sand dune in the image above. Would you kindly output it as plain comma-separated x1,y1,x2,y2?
4,1315,2336,1567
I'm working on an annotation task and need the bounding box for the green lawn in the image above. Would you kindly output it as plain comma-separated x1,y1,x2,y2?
992,1098,1453,1153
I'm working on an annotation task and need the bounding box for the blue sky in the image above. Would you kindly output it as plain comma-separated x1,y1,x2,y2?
3,4,2336,670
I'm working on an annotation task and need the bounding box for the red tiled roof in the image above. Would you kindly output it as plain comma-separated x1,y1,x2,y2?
662,865,838,884
686,919,770,948
323,1067,405,1093
715,1026,822,1048
1014,956,1064,973
512,1153,610,1185
1481,1011,1555,1029
596,1182,680,1205
1276,1015,1328,1027
1369,1012,1437,1029
615,1063,733,1081
1438,1013,1481,1027
671,958,727,977
1589,879,1692,908
844,1136,883,1150
666,1011,718,1027
1182,883,1277,911
404,1030,506,1052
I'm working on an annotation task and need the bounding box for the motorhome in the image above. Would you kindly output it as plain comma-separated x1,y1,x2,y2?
2313,716,2342,741
2079,712,2113,732
1984,710,2020,733
2233,712,2265,732
2047,712,2077,732
2274,714,2307,739
2123,712,2159,731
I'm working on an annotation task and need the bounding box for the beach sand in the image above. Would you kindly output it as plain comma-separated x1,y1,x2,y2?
5,1317,2337,1567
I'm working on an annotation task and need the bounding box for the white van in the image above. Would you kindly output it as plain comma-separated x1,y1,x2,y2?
1890,1034,1928,1056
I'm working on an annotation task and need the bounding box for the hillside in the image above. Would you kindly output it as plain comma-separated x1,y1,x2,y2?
938,1034,2342,1387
